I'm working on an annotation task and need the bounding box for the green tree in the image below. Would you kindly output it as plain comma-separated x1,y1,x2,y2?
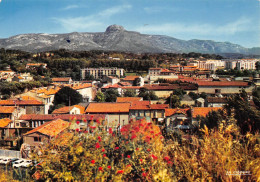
94,91,105,102
255,61,260,71
53,86,83,106
124,89,136,97
105,89,120,102
166,94,180,108
138,88,158,100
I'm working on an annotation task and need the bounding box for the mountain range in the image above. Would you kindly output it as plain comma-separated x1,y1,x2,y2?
0,25,259,54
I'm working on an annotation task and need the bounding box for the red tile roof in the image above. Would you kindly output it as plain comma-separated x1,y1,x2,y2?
0,99,44,106
144,84,197,90
85,103,131,113
165,108,189,117
23,119,69,137
0,106,15,113
123,76,139,81
116,97,142,103
19,114,105,121
197,81,249,87
52,77,71,82
192,107,221,118
52,105,85,114
129,101,169,110
0,118,12,128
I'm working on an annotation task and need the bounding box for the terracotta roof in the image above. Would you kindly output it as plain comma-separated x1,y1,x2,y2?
149,68,162,70
129,101,169,110
207,97,228,103
0,118,12,128
20,96,38,100
192,107,221,118
197,81,249,87
0,99,44,106
85,103,131,113
0,106,15,113
122,86,142,89
118,82,132,86
102,83,121,89
23,119,69,137
123,76,139,81
19,114,105,121
116,97,142,103
52,77,71,82
144,84,197,90
52,105,85,114
165,108,189,117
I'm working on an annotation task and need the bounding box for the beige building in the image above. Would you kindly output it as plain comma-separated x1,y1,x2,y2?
85,103,130,126
81,67,124,79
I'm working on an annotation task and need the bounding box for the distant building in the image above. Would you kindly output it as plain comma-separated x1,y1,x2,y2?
52,77,72,84
224,59,258,70
81,67,124,79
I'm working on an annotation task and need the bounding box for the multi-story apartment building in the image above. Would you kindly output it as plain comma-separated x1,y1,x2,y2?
224,59,258,70
198,60,225,71
81,67,124,79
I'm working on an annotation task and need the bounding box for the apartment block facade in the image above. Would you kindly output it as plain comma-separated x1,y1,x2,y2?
81,67,124,79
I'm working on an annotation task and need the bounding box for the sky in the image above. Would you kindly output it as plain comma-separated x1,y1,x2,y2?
0,0,259,48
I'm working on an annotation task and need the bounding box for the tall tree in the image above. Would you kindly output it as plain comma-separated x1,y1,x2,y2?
53,86,83,106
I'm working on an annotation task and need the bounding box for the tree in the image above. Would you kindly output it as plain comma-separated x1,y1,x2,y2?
138,88,158,100
105,89,120,102
255,61,260,71
199,110,223,130
166,94,180,108
188,92,199,100
53,86,83,106
172,89,185,99
124,89,136,97
94,91,105,102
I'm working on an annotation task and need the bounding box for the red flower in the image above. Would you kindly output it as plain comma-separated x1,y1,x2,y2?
103,154,106,157
107,165,111,169
150,131,154,134
83,118,87,122
84,130,88,133
142,172,147,177
141,168,145,171
109,128,113,134
167,161,173,165
164,156,170,161
140,159,143,162
127,164,131,168
98,167,103,171
127,155,131,159
76,121,80,125
90,115,94,119
98,136,102,142
95,143,100,149
96,119,100,124
151,154,158,160
117,170,124,174
131,134,137,140
136,148,139,151
115,147,119,150
147,149,151,152
101,149,105,152
75,128,79,132
91,160,95,164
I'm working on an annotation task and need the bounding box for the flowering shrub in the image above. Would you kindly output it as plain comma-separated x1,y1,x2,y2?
30,117,259,181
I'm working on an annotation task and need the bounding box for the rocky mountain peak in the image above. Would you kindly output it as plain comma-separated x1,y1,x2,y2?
105,25,125,33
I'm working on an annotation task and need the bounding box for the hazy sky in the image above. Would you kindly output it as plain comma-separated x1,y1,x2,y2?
0,0,259,48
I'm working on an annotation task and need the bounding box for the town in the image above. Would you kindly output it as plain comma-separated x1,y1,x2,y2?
0,49,259,181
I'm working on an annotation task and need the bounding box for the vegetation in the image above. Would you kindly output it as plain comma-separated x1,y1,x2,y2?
104,89,120,102
0,81,49,99
53,86,83,107
138,88,158,100
27,115,260,181
124,89,136,97
94,91,106,102
216,68,259,77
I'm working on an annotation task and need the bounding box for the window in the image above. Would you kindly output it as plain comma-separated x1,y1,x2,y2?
34,137,41,142
36,107,41,112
